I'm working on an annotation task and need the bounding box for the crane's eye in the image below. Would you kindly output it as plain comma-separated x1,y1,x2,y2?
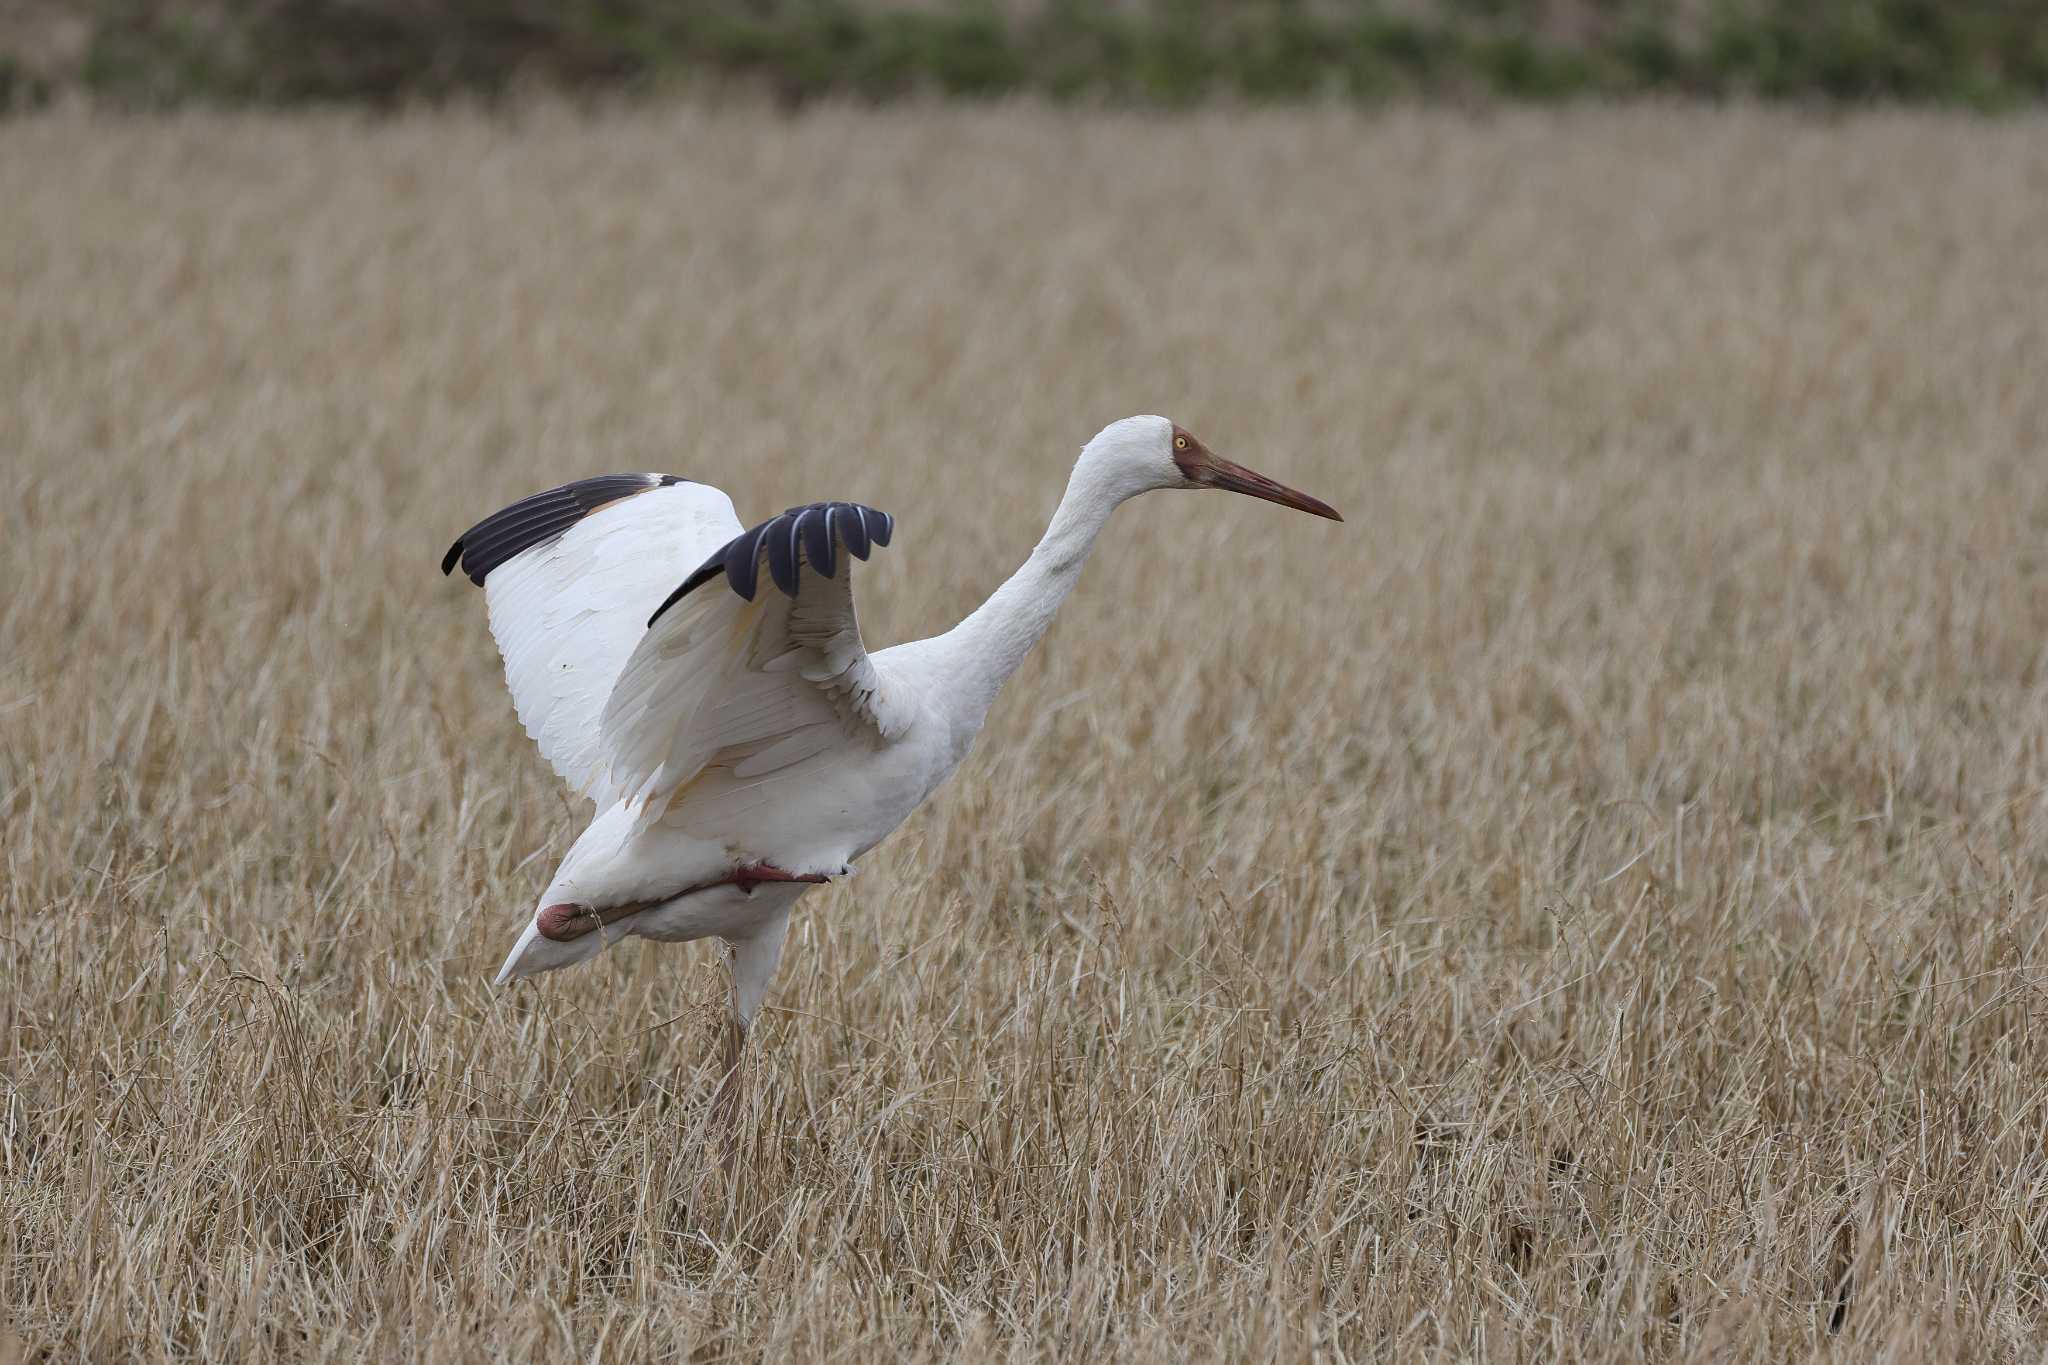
1174,435,1188,450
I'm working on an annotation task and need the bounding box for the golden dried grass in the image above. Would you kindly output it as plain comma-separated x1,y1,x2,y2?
4,103,2048,1361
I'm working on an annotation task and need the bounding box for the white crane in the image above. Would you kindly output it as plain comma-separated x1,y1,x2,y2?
442,416,1339,1103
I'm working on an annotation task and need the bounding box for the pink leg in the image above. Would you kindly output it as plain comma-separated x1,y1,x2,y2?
727,863,830,893
691,1014,747,1222
711,1011,745,1135
536,902,605,941
535,864,829,942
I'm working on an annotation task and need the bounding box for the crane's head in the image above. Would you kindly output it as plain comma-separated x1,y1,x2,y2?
1083,415,1342,521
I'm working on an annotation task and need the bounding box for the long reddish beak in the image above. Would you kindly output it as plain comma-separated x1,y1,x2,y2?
1202,454,1343,521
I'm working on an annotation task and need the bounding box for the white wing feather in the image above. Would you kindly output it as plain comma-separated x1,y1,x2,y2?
598,521,910,822
479,481,741,804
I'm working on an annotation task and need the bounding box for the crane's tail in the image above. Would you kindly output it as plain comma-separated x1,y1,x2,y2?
493,915,608,985
492,873,835,986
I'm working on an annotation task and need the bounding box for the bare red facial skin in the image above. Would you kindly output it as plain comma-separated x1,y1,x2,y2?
535,864,834,942
1170,423,1343,522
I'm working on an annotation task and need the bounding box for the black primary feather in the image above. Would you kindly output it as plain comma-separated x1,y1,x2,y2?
801,506,836,581
723,522,768,602
838,501,871,560
864,506,894,547
765,512,803,598
649,500,895,625
442,473,686,586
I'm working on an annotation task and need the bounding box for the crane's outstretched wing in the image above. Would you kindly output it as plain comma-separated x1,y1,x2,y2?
442,474,743,805
598,501,909,823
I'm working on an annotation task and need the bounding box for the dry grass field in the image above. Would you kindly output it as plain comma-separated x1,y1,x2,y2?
5,102,2048,1361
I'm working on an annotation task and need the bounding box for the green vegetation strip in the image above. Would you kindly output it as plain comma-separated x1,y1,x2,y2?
12,0,2048,111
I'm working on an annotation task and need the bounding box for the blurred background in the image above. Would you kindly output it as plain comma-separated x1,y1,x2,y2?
8,3,2048,1362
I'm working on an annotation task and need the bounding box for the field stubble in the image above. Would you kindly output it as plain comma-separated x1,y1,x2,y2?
4,103,2048,1361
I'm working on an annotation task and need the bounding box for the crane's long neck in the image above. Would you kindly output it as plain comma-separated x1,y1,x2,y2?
927,457,1134,730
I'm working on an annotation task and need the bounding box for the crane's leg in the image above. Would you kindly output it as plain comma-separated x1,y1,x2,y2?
728,863,829,893
709,904,792,1150
536,864,825,945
